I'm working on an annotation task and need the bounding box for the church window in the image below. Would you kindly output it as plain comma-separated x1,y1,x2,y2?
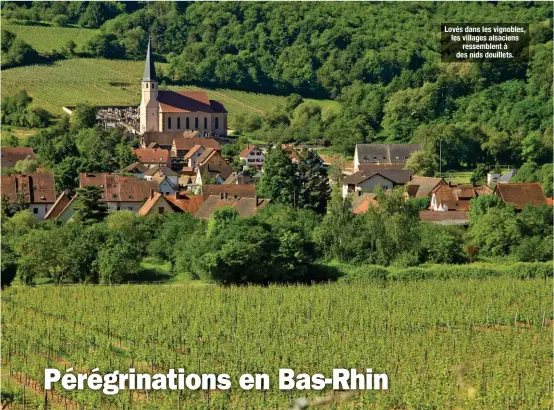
152,83,155,89
186,118,190,129
168,117,172,129
204,118,208,129
215,117,219,129
146,83,149,89
195,117,199,128
177,117,181,129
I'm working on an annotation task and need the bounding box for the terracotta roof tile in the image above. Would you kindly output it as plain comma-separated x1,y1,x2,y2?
158,91,227,114
1,147,36,168
133,148,170,164
0,173,56,204
173,138,221,151
494,183,547,210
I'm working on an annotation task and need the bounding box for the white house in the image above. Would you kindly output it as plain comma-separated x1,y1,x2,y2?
341,170,413,198
240,145,264,168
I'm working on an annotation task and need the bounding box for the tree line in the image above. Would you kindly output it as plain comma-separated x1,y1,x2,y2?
2,2,552,159
2,181,551,287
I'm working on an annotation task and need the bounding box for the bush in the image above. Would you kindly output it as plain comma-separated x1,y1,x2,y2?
339,265,389,283
505,263,552,279
428,265,499,279
513,236,552,262
392,267,429,281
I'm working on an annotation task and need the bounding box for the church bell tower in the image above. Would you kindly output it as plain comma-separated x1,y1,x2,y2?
140,36,159,134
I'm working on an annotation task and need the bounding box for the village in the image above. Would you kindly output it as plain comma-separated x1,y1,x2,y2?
1,39,550,225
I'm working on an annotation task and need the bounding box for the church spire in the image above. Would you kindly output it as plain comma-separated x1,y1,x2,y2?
142,36,157,82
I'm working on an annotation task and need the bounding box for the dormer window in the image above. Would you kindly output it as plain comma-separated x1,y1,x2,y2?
40,196,45,200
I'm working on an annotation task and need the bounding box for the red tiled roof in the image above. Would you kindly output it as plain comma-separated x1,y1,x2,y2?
133,148,170,164
137,192,204,216
202,184,256,199
494,183,547,210
419,211,469,225
173,138,221,151
0,173,56,204
239,145,259,158
1,147,36,168
431,183,492,211
184,145,203,160
44,191,73,219
195,195,269,219
79,173,158,203
158,91,227,113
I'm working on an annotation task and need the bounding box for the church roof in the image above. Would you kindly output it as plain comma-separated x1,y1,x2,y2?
143,36,157,82
158,91,227,113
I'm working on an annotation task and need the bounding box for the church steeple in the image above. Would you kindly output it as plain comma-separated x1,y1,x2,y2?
142,36,157,82
139,35,159,134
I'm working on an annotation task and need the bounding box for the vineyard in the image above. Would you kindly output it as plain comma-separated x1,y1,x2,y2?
2,58,340,128
2,25,99,53
2,278,552,409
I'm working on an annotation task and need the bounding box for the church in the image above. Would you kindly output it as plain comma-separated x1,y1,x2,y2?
139,37,228,136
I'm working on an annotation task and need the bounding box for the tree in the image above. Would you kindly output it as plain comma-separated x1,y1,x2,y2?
1,190,28,217
70,104,97,131
96,239,140,284
14,158,38,174
470,163,488,185
5,134,19,147
256,147,296,205
521,132,544,164
468,195,504,221
296,150,330,213
466,206,521,257
405,150,435,177
73,185,108,224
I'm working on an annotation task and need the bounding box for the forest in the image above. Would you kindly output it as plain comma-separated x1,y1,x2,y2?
2,1,552,157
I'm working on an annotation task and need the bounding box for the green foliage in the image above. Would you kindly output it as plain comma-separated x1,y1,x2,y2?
405,150,436,177
470,163,487,185
1,30,40,68
468,195,504,220
256,147,297,204
73,185,108,225
1,90,49,128
407,196,430,210
466,206,521,257
13,158,38,174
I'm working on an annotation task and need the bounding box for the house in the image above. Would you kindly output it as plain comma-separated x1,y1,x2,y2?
144,165,179,186
405,177,444,198
493,183,547,210
195,194,270,219
140,131,190,150
182,145,204,167
133,148,171,168
487,169,517,186
352,192,379,214
419,211,470,226
430,183,493,211
223,172,258,185
79,173,159,213
0,173,56,219
341,170,413,198
202,184,257,199
44,191,74,221
1,147,37,168
195,148,233,185
353,144,421,171
137,191,204,216
171,137,221,160
144,166,179,195
139,37,227,136
281,145,323,166
122,162,148,178
239,145,264,168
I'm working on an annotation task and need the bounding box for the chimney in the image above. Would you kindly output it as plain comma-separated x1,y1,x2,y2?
150,189,155,199
224,192,228,200
220,192,224,200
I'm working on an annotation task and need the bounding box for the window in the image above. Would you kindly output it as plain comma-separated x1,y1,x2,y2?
347,184,355,192
177,117,181,129
195,117,199,128
168,117,172,130
215,117,219,129
204,118,208,129
117,206,121,211
33,208,38,214
152,83,155,89
146,83,149,89
128,206,133,211
158,207,164,214
186,117,190,129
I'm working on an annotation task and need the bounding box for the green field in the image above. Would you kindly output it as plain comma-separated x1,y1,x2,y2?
3,25,99,53
2,58,340,128
3,277,551,409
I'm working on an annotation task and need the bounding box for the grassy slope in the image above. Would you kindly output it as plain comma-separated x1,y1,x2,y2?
2,58,340,128
3,24,99,53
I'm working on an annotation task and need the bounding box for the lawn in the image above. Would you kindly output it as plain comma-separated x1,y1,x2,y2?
3,24,99,53
0,126,39,146
2,58,341,128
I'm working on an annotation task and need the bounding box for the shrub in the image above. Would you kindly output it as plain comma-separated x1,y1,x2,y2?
392,267,429,281
339,265,389,283
505,263,552,279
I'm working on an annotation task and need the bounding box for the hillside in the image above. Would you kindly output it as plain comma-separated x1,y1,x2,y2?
2,25,99,53
2,58,340,127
